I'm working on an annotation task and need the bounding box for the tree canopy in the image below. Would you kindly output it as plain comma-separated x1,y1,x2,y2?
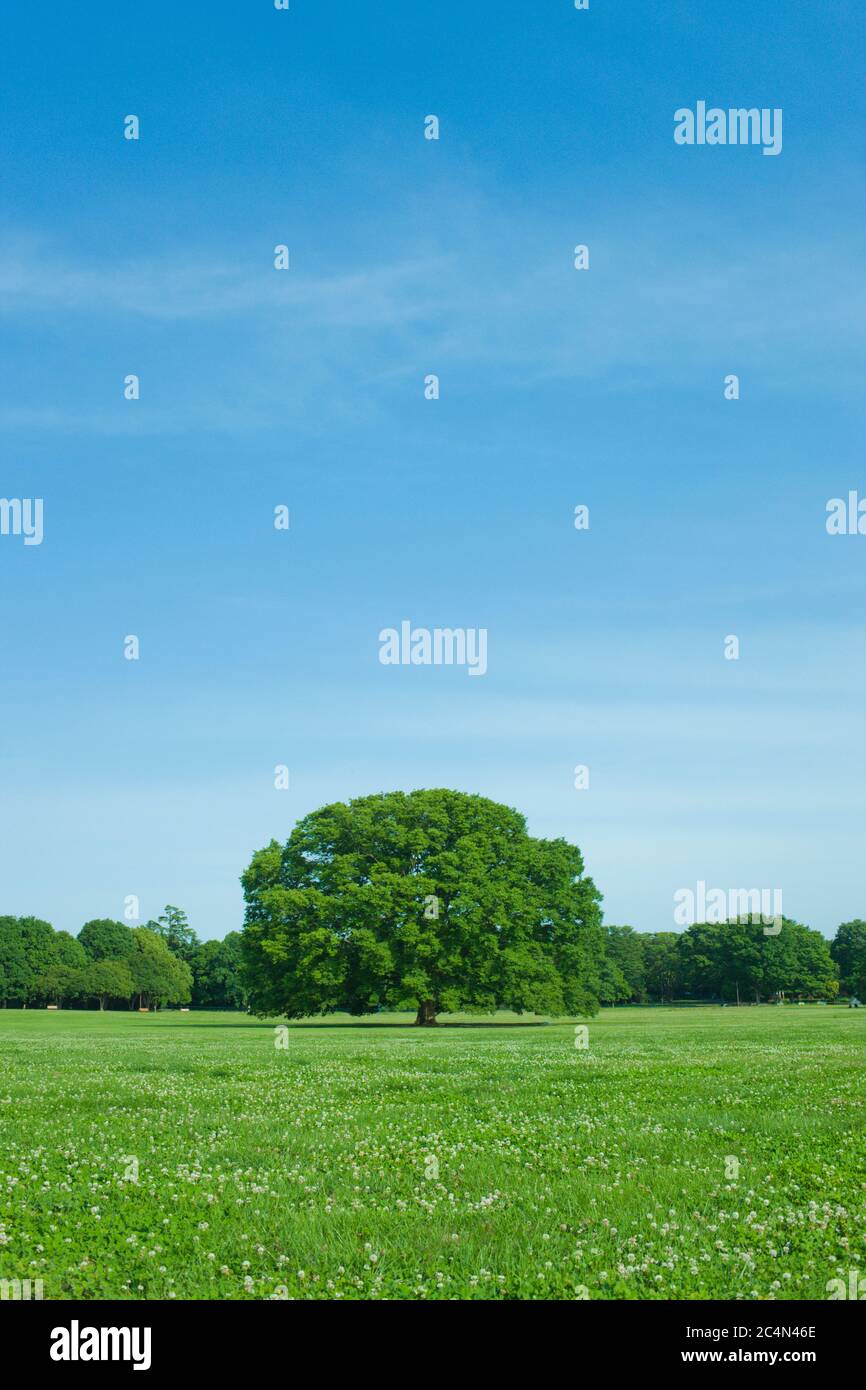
672,917,836,1003
147,905,198,964
190,932,245,1009
77,918,135,962
127,928,193,1009
241,788,605,1022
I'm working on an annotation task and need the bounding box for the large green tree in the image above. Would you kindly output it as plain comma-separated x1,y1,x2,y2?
241,789,604,1023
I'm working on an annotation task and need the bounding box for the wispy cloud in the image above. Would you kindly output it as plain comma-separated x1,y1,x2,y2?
0,232,445,324
2,196,864,418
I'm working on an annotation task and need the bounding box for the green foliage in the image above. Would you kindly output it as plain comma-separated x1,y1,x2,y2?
597,954,632,1005
0,916,34,1003
640,932,682,1002
17,917,58,994
3,911,212,1011
602,925,645,1001
190,932,246,1009
33,963,80,1006
128,928,193,1009
0,916,57,1003
52,931,88,972
241,789,604,1021
77,919,135,962
675,917,837,1002
830,920,866,998
78,959,136,1010
147,905,199,964
30,931,90,1007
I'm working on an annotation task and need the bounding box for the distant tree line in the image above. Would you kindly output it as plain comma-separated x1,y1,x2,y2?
0,905,246,1010
3,895,863,1015
600,919,863,1005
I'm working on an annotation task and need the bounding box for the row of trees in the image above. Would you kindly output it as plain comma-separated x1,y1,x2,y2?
602,919,863,1005
7,786,866,1018
240,790,864,1022
0,907,245,1010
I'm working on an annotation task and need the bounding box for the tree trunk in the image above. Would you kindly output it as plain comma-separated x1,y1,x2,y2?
415,1000,438,1026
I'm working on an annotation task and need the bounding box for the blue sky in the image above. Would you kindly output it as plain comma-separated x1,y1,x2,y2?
1,0,864,941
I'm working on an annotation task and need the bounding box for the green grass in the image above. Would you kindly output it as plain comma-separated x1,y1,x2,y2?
1,1005,864,1300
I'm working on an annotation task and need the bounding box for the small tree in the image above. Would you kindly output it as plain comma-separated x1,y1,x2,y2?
79,959,135,1010
129,928,192,1009
147,906,199,964
33,963,79,1008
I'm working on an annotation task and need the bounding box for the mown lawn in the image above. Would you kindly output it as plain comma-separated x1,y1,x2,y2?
0,1005,864,1300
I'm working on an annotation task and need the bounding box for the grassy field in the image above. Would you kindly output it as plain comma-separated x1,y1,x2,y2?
1,1005,864,1300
